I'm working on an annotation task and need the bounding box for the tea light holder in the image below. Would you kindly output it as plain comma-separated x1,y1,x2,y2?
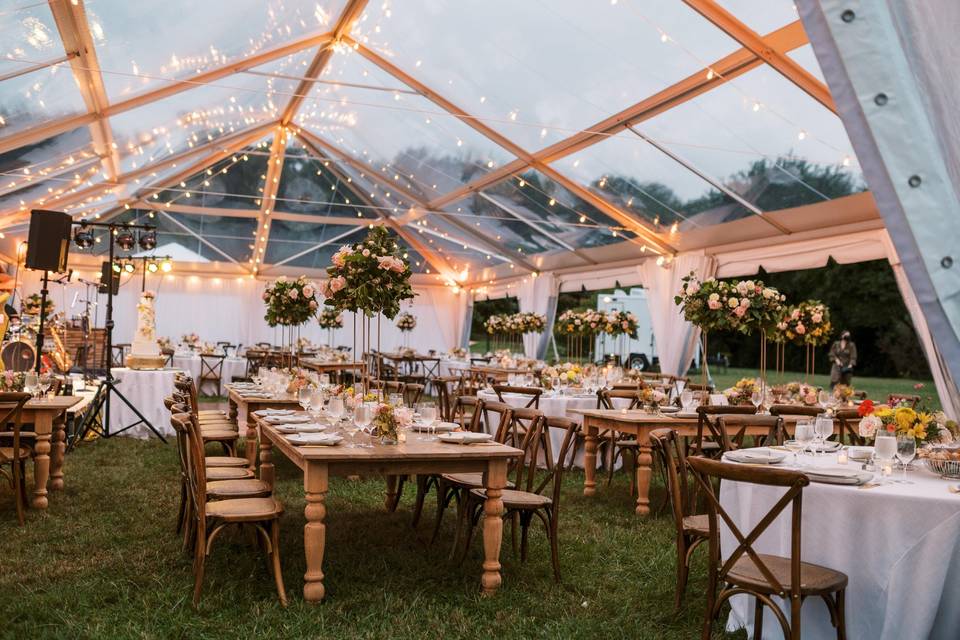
837,449,849,465
881,462,893,477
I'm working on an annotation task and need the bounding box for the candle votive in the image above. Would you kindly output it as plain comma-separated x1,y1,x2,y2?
837,450,848,465
881,462,893,477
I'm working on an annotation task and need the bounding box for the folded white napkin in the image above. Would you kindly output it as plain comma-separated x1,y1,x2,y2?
264,414,312,424
439,432,494,445
254,409,294,417
804,468,871,485
725,449,786,465
286,433,342,446
410,421,457,433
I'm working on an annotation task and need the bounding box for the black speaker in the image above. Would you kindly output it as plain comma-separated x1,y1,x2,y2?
99,261,119,296
26,210,72,272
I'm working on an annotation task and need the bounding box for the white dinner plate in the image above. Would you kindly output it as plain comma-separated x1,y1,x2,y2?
275,423,326,434
253,409,294,417
847,446,874,461
803,467,873,485
286,433,343,446
439,432,494,445
785,440,842,453
723,448,787,465
659,406,680,414
409,421,458,433
264,414,312,424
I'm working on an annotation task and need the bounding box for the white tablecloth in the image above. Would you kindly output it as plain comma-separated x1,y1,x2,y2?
476,390,629,468
172,355,247,395
720,454,960,639
108,367,178,439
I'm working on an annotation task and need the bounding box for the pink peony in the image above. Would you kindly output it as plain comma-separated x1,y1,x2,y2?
362,249,370,257
318,279,331,297
811,312,822,323
858,415,882,438
262,291,270,301
309,300,318,310
302,285,314,298
686,280,700,295
708,300,722,310
791,309,801,320
329,276,346,293
289,288,299,299
795,323,806,335
733,306,747,318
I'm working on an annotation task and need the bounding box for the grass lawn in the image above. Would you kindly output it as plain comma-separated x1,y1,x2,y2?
704,367,938,410
0,435,745,640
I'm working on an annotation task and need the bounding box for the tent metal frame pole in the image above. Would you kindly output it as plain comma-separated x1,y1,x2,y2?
252,129,288,274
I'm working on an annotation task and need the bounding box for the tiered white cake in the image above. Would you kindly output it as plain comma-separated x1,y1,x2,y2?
126,290,166,369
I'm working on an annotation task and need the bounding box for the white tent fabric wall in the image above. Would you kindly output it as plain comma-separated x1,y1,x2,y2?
798,0,960,397
638,254,716,378
518,273,557,359
18,270,463,355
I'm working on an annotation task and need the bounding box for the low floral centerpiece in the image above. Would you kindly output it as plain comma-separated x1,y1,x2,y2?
785,381,820,405
371,401,413,445
181,333,200,348
0,371,25,392
724,377,760,405
857,399,955,447
541,362,582,388
448,346,468,359
158,336,173,351
833,383,857,405
639,386,668,410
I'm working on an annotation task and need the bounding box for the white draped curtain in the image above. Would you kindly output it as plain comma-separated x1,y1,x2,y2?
19,270,463,355
518,273,558,359
638,254,716,378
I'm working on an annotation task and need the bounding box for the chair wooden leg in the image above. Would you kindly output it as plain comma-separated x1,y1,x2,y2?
519,512,532,562
510,511,519,558
449,490,469,561
270,520,288,607
192,529,206,608
836,590,846,640
430,483,453,545
14,460,25,526
675,537,688,611
176,480,187,534
752,597,764,640
411,475,429,528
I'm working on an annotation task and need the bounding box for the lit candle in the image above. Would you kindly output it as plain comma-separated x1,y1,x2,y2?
881,462,893,477
837,449,848,465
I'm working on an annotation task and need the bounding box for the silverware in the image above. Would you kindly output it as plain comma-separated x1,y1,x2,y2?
948,484,960,494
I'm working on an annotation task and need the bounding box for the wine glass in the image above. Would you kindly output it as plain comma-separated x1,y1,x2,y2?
327,396,344,427
818,389,831,408
750,389,763,412
680,389,694,412
310,388,325,421
874,433,897,483
350,404,371,448
298,387,312,413
24,372,38,399
794,421,815,468
896,435,916,478
38,373,53,401
420,401,438,441
815,415,834,456
550,376,561,397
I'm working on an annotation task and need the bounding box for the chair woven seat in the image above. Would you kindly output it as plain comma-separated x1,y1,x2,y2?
206,479,272,499
728,554,848,596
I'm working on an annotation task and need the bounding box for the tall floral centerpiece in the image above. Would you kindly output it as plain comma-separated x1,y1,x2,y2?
675,274,737,386
317,307,343,347
396,311,417,348
321,225,414,387
727,279,787,393
603,309,639,365
783,300,832,379
263,275,320,366
555,309,599,362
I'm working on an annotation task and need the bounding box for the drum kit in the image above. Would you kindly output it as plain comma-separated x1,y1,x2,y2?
0,291,74,374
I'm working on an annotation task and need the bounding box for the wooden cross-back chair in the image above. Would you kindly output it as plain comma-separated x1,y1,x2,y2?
713,415,785,452
686,456,848,640
834,408,865,446
402,383,424,408
244,350,266,378
692,405,758,457
492,384,542,409
460,415,578,581
161,348,175,368
432,375,461,421
650,428,708,610
368,379,406,397
176,412,287,608
215,341,235,357
0,392,34,525
172,377,239,455
595,388,643,485
198,354,226,397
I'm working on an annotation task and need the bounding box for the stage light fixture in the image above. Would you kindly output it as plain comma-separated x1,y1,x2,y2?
112,262,122,274
146,261,159,273
138,230,157,251
160,259,173,273
123,262,135,274
73,225,94,249
116,230,135,251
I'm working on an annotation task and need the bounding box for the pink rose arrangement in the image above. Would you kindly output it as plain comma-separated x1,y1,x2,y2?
263,275,320,327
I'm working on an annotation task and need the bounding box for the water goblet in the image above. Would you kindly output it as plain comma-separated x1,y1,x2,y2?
327,396,345,428
38,373,53,401
420,401,438,441
874,433,897,483
298,387,312,413
815,414,834,455
896,435,916,478
794,420,815,467
680,389,694,412
750,389,763,413
24,372,38,399
351,404,372,448
310,388,325,421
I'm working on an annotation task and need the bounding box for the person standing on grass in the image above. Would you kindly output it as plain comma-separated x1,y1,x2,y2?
829,330,857,389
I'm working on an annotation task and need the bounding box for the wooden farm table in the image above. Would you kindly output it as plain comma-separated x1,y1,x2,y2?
258,419,521,602
299,359,366,383
225,386,301,470
23,396,82,509
379,352,442,380
575,409,836,516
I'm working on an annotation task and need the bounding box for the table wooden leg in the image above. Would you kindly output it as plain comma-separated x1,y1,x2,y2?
303,462,329,603
228,398,238,425
259,426,274,490
50,416,67,491
32,414,53,509
480,458,508,596
384,474,399,511
635,432,653,516
583,422,598,497
245,403,257,471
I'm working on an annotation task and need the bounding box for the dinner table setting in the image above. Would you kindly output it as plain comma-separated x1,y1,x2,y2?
716,433,960,639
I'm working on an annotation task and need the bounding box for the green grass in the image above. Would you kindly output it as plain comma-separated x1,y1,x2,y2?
704,367,938,410
0,436,745,640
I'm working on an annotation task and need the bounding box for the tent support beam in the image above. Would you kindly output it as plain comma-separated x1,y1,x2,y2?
682,0,835,113
47,0,121,180
346,37,674,255
280,0,369,126
263,226,365,272
426,20,809,210
158,210,241,265
252,129,288,274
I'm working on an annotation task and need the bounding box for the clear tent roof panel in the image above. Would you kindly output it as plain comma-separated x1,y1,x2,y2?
0,61,84,137
264,221,362,268
788,44,827,84
275,152,363,217
296,49,518,203
109,53,311,176
87,0,347,102
714,0,798,35
362,0,742,151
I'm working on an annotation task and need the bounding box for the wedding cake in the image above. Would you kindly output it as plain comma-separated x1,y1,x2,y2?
126,290,167,369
